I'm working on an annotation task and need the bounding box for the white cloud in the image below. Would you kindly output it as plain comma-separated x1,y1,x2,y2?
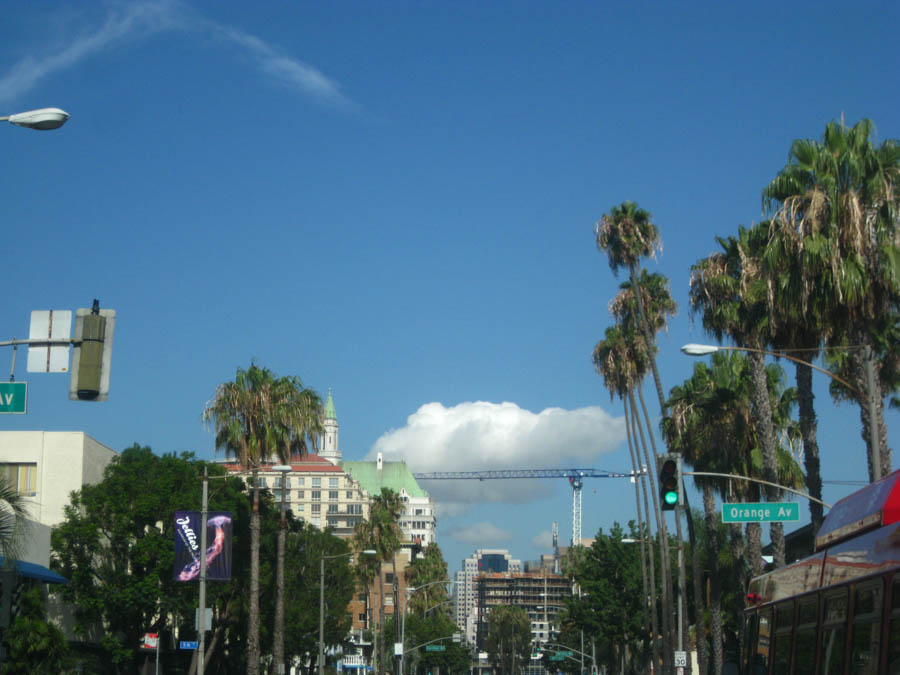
369,401,625,512
531,530,553,550
445,521,513,546
0,1,350,107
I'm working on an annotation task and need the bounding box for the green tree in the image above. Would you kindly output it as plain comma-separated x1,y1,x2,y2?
404,543,450,614
2,585,72,674
484,605,532,675
568,523,646,674
763,118,899,481
51,445,252,672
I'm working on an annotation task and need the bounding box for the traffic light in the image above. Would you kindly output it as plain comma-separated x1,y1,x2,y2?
658,454,683,511
69,300,115,401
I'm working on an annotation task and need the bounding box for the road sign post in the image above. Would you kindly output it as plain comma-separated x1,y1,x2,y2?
722,502,800,523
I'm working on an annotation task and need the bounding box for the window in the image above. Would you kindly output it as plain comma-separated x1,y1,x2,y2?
346,490,353,499
751,609,771,673
311,517,321,528
888,577,900,672
311,504,321,515
312,491,321,501
329,490,339,501
327,518,339,528
346,504,363,515
822,590,849,674
312,477,321,488
296,504,304,512
329,477,338,488
415,508,423,515
297,477,305,486
772,601,794,675
328,504,339,514
384,596,393,606
2,463,36,496
850,582,883,674
385,573,394,584
297,490,304,499
358,613,366,621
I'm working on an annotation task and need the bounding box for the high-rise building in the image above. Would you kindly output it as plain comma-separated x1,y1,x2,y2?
475,571,570,649
454,549,521,644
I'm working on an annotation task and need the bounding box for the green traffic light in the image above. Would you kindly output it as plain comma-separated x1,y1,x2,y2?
663,491,678,505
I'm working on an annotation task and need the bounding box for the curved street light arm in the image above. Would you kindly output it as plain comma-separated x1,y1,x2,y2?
685,471,831,509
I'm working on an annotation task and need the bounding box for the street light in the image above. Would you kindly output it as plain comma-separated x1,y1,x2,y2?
681,343,881,480
1,107,69,130
273,464,292,675
320,549,375,675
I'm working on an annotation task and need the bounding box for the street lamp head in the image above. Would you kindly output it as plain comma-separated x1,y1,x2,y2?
361,549,376,556
5,107,69,130
681,343,719,356
272,465,292,472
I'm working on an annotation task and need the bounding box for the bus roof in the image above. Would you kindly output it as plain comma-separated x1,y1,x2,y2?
815,469,900,551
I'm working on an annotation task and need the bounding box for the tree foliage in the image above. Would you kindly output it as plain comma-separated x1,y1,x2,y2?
2,585,72,674
483,604,532,675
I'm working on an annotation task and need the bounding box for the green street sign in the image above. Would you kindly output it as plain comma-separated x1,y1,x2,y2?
425,645,445,652
0,383,27,414
557,651,573,657
722,502,800,523
549,655,565,661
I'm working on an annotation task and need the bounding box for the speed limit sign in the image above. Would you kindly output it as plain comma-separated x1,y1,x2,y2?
674,651,687,667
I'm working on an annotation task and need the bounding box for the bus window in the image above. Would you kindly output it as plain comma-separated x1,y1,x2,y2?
821,590,848,675
744,612,758,673
752,609,772,674
850,581,883,674
794,596,819,673
886,576,900,672
772,601,794,675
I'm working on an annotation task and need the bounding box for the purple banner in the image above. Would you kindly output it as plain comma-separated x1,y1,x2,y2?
174,511,232,581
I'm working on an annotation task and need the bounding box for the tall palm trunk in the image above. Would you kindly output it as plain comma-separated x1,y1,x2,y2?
274,484,287,674
637,387,694,674
625,395,657,672
795,361,824,532
248,470,261,675
702,484,723,675
631,268,696,671
629,390,673,671
728,524,747,655
746,523,763,578
851,341,891,481
747,350,786,567
378,570,385,675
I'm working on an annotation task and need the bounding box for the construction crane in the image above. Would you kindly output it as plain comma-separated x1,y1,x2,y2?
411,468,633,546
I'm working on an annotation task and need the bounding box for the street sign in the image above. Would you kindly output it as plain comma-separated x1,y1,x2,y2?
722,502,800,523
425,645,445,652
179,641,198,650
549,655,565,661
557,650,573,657
142,633,159,650
27,310,71,373
0,383,27,414
674,650,687,667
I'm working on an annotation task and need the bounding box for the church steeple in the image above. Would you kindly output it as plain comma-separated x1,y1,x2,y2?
320,388,340,465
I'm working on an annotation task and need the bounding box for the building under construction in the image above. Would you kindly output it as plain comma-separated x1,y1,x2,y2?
475,571,571,650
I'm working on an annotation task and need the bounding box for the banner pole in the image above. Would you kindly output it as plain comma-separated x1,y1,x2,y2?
199,468,208,673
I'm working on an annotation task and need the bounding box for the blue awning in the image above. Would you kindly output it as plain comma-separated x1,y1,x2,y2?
0,557,67,585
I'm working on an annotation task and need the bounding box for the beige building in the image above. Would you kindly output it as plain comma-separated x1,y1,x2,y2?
0,431,117,566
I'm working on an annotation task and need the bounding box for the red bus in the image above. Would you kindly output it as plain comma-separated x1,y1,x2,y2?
743,469,900,674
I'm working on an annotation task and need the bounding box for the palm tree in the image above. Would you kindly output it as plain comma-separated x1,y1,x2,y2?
203,363,280,675
368,489,403,674
270,377,323,675
664,352,804,669
690,224,789,567
763,118,899,481
593,325,659,669
0,475,28,562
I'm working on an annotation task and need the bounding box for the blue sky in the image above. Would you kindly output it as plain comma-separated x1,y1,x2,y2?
1,1,897,572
